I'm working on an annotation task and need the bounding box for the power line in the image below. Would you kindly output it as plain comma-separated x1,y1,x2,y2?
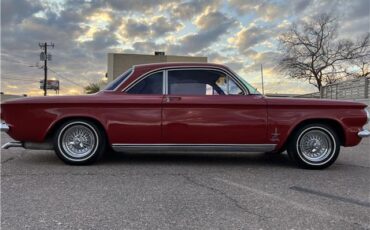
2,72,84,88
2,52,91,81
2,69,41,75
48,67,85,88
2,77,38,82
2,49,87,94
1,51,29,60
1,73,39,78
1,59,35,67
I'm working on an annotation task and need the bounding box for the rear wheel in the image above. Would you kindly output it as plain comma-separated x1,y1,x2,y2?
287,124,340,169
54,120,106,165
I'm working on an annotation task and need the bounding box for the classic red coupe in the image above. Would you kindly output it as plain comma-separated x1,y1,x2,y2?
1,62,369,168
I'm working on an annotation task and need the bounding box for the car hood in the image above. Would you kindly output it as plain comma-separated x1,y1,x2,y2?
1,94,101,105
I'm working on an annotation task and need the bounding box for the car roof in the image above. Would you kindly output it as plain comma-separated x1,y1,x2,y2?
133,62,228,71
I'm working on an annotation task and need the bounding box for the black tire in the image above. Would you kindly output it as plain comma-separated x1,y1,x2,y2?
287,123,340,169
54,120,106,165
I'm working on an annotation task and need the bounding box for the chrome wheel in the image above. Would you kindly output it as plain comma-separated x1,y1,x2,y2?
61,125,95,158
55,120,106,165
288,124,340,169
59,123,98,160
297,128,335,164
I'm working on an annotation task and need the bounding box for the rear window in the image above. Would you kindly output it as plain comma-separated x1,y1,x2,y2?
104,69,132,90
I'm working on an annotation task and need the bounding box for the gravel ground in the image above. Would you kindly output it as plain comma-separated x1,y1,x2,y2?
1,133,369,230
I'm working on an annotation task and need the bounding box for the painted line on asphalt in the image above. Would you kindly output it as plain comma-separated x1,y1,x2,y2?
290,186,370,208
213,177,370,228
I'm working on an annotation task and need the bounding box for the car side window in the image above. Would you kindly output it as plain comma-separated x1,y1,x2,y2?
168,69,243,95
126,72,163,94
168,70,227,95
228,77,243,95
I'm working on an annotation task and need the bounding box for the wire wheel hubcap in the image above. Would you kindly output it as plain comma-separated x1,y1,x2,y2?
61,125,96,158
298,129,333,163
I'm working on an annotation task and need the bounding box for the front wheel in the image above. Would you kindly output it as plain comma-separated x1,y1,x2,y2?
54,120,106,165
287,124,340,169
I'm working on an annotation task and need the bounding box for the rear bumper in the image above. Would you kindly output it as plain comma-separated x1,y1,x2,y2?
358,129,370,138
1,122,9,132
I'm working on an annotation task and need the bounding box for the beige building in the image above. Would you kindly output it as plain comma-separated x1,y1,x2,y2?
107,52,207,82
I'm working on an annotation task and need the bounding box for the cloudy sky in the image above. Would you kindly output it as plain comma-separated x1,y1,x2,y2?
1,0,369,96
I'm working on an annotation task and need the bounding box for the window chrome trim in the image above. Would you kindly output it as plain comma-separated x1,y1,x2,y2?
166,68,244,96
124,70,165,94
104,67,135,91
164,70,168,95
166,67,248,95
122,66,250,95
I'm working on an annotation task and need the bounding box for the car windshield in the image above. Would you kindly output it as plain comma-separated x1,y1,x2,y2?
238,76,260,95
226,68,260,94
104,68,132,90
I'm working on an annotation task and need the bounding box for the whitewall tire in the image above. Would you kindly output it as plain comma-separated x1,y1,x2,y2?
287,124,340,169
54,120,106,165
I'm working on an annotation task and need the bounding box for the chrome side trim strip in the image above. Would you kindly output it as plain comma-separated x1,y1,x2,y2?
111,144,276,153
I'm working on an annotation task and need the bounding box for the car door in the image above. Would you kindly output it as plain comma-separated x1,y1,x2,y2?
108,71,164,144
162,68,268,144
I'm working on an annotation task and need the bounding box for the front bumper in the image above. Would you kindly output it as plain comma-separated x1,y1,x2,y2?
1,122,9,132
358,129,370,138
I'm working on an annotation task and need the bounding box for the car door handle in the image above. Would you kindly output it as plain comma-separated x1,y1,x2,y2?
163,96,182,103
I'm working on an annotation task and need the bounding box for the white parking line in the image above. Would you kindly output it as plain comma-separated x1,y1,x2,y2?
213,177,370,228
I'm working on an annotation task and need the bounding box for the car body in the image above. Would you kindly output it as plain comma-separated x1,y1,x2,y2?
1,62,369,168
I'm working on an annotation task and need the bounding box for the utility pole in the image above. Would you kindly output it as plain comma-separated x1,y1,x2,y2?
39,42,54,96
260,64,265,95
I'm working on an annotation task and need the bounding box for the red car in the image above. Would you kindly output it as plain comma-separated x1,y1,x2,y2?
1,62,369,168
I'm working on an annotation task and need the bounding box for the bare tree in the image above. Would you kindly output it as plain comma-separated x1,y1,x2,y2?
279,14,370,91
344,55,370,78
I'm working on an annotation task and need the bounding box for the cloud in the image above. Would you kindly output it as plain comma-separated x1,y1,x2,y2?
169,11,237,54
105,0,169,12
346,0,369,20
82,29,119,52
293,0,312,13
118,16,183,41
168,0,221,20
228,0,286,21
1,0,42,26
119,18,151,38
244,51,282,72
229,25,272,53
131,41,166,53
1,0,369,96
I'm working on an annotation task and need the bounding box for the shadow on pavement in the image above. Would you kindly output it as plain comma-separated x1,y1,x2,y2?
3,149,296,169
99,151,295,168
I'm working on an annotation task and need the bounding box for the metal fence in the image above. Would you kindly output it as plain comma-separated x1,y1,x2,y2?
295,77,369,99
320,77,369,99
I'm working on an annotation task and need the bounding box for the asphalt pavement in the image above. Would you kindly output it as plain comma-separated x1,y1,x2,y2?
1,133,369,229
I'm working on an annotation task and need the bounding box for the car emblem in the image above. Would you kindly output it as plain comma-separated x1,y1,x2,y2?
271,128,280,142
